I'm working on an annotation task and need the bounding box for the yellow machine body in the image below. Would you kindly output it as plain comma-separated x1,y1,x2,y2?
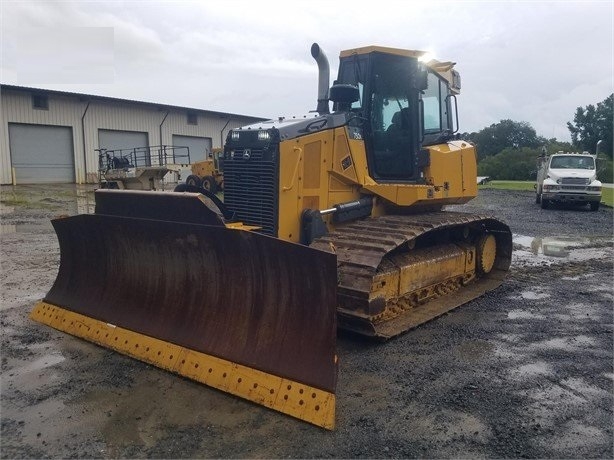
186,149,224,193
276,128,478,242
32,43,512,430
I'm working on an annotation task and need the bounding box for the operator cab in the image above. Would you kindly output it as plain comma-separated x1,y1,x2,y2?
333,46,460,183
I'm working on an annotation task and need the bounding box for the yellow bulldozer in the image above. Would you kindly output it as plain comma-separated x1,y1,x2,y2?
31,43,512,430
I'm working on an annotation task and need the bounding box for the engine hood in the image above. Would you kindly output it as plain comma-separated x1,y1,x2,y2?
233,112,349,142
547,168,597,182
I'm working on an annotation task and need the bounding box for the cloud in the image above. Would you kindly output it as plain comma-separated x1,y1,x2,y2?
1,0,612,140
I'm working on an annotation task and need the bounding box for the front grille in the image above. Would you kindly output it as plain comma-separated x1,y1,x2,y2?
223,147,279,236
561,177,589,185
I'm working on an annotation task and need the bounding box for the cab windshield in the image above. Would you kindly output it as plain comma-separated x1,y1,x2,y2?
338,52,419,181
550,156,595,170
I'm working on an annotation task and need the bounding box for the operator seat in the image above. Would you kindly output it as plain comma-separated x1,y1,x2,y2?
386,108,410,150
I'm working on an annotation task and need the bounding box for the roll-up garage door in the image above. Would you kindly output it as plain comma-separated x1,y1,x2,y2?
172,135,212,163
8,123,75,183
98,129,148,152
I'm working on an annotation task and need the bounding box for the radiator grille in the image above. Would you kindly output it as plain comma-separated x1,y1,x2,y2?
223,147,279,236
561,177,589,185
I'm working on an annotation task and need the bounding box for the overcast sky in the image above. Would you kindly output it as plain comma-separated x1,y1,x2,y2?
1,1,612,141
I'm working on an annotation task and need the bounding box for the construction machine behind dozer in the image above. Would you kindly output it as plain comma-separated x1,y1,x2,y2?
32,43,512,430
185,148,225,193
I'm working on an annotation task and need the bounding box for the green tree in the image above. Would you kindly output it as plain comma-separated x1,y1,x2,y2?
464,119,541,160
477,147,542,180
543,138,573,154
596,155,613,183
567,94,613,158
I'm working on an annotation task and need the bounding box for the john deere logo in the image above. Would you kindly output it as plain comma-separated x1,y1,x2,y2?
243,149,251,160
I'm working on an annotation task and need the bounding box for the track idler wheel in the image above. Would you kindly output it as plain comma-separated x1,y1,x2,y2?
477,234,497,274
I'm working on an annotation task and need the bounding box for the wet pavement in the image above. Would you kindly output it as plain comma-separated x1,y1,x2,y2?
0,185,612,458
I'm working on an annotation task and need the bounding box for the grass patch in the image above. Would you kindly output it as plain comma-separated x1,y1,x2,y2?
601,188,613,207
479,180,535,191
480,180,613,207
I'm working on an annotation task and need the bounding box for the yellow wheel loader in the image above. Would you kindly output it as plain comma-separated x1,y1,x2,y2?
31,43,512,430
185,148,224,193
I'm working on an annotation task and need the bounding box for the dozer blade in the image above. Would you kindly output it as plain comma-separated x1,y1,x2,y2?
31,191,338,429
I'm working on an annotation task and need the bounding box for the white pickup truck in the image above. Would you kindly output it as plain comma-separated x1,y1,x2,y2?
536,151,602,211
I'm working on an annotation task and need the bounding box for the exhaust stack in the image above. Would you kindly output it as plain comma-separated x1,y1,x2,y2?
311,43,330,115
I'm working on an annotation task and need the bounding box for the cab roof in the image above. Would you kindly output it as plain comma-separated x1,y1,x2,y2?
339,45,456,71
340,45,459,93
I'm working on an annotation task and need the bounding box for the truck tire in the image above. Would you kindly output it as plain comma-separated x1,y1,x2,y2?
589,201,600,212
535,193,541,204
541,198,549,209
186,174,202,187
202,176,218,194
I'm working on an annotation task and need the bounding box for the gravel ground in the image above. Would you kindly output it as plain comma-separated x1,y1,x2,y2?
1,185,612,459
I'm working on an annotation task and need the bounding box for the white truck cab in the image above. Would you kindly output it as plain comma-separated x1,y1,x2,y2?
536,151,602,211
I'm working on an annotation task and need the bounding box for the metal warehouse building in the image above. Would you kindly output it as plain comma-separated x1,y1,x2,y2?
0,85,266,185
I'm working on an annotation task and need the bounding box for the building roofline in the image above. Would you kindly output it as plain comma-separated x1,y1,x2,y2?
1,84,268,121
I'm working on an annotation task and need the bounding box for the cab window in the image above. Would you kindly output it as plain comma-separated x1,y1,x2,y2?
422,71,451,134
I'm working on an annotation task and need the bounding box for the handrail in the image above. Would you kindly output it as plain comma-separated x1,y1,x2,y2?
97,145,191,172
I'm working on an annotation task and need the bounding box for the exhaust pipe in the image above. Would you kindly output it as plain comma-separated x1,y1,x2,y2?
311,43,330,115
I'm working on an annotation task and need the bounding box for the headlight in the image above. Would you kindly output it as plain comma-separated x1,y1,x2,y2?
258,130,270,141
587,186,601,191
543,184,559,191
231,131,240,140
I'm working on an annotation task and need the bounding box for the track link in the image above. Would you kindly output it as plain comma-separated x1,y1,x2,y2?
310,211,512,338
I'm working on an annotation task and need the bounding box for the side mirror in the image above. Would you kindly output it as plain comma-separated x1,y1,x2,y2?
329,84,360,110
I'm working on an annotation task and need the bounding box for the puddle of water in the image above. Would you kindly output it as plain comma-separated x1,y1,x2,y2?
519,290,550,300
0,223,51,235
0,292,47,311
516,361,553,376
535,337,577,351
513,233,613,267
529,334,599,353
16,353,66,374
15,398,68,445
552,302,603,321
572,335,598,346
514,234,592,252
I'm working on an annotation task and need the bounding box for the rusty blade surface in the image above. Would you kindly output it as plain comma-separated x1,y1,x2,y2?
94,189,226,226
45,214,338,393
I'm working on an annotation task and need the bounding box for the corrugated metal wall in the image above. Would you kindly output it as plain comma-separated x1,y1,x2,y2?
0,87,264,184
1,90,87,184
